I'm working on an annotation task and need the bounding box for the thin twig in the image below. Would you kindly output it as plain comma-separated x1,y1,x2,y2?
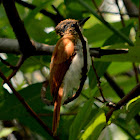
104,72,125,98
117,0,140,87
0,69,60,140
91,58,106,102
0,56,16,70
94,97,105,103
104,72,140,125
92,0,104,18
6,55,26,81
91,0,107,103
133,63,139,83
63,22,88,105
122,0,139,18
2,0,35,56
115,0,125,27
106,84,140,122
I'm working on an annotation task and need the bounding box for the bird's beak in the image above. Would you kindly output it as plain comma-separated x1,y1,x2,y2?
78,17,90,27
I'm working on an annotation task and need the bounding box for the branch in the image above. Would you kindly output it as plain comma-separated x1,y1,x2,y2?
106,84,140,122
0,38,54,55
91,57,106,102
104,72,140,125
104,72,125,98
63,22,88,105
0,38,128,57
0,69,60,140
6,55,26,81
132,63,140,84
115,0,125,27
122,0,139,18
15,0,64,25
2,0,35,56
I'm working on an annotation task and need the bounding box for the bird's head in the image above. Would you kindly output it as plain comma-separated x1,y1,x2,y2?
55,17,90,37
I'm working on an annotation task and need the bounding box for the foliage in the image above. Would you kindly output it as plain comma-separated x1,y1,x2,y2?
0,0,140,140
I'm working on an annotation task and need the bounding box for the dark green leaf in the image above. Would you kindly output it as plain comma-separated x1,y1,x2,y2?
131,0,139,8
0,83,53,139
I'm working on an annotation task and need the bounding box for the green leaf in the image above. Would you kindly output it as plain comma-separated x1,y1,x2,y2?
0,7,15,38
95,44,140,62
20,55,51,73
69,98,95,140
126,96,140,122
98,123,134,140
100,76,137,102
131,0,139,8
78,0,134,46
0,83,53,139
64,0,103,7
103,23,133,46
94,21,139,63
64,0,103,19
24,0,50,26
107,62,132,75
64,0,73,6
80,110,106,140
0,127,17,138
84,19,135,47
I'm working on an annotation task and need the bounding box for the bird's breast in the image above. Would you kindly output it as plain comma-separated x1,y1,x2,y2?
62,39,91,102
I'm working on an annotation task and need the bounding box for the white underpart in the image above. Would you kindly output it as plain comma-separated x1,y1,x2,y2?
62,38,91,103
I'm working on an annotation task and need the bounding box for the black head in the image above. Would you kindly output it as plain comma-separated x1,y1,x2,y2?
55,17,90,37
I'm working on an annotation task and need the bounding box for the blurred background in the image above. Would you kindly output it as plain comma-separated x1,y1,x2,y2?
0,0,140,140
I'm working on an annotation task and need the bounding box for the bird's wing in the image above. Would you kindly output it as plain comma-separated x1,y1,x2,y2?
50,36,75,100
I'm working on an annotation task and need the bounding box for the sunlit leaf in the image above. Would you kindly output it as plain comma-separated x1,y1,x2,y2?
0,127,17,138
80,110,106,140
126,96,140,122
69,98,95,140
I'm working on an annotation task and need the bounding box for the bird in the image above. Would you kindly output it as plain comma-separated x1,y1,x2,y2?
49,17,91,136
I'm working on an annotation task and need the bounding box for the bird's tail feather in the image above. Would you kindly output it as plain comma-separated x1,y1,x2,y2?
52,87,63,136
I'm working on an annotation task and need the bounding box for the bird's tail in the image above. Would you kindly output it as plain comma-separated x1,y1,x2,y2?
52,87,63,136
